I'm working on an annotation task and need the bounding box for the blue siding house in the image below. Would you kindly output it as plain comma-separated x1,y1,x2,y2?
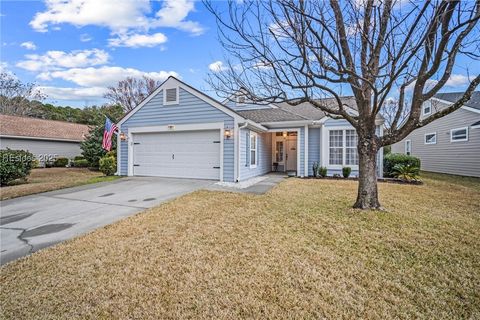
117,77,384,182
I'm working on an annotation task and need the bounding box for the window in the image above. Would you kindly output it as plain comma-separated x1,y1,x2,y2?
164,87,178,105
328,129,358,166
424,132,437,144
250,132,257,167
422,101,432,116
345,130,358,165
275,141,284,162
405,140,411,155
450,127,468,142
329,130,343,165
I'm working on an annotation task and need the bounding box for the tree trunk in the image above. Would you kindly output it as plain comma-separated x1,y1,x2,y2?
353,133,382,210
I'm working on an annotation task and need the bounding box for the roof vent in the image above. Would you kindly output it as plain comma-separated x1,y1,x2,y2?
164,88,178,105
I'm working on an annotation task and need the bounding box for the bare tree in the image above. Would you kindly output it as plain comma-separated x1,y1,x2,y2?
0,72,46,116
104,76,162,112
205,0,480,209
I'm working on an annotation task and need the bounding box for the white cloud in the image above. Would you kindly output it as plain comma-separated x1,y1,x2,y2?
38,66,178,87
16,49,110,72
80,33,92,42
445,74,471,87
209,61,227,73
20,41,37,50
108,32,167,48
30,0,203,35
38,86,107,100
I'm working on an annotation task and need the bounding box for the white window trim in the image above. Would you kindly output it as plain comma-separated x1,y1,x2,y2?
324,127,359,170
422,101,432,116
405,139,411,155
424,132,437,145
249,131,258,168
163,86,179,105
450,127,469,142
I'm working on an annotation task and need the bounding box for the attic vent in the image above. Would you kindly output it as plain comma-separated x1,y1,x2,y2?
237,95,246,104
165,88,178,104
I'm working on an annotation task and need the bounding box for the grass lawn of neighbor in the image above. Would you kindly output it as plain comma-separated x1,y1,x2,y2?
0,167,120,200
0,172,479,319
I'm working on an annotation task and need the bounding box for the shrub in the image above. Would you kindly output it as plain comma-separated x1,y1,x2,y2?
0,149,35,186
342,167,352,178
333,173,341,178
312,162,319,177
74,155,85,161
53,157,69,167
74,159,90,167
392,164,420,181
318,166,327,178
99,156,116,176
384,153,421,178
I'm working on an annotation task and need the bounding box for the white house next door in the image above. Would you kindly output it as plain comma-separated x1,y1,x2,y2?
132,130,221,180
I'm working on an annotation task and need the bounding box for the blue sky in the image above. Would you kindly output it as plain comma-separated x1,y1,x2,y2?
1,0,227,107
1,1,479,108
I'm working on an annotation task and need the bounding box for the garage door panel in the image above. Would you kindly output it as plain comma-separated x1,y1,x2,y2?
132,130,221,180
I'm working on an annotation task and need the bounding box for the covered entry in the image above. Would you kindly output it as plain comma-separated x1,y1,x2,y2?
272,131,298,173
131,130,222,180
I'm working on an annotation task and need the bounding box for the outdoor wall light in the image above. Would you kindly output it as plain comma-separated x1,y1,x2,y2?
120,132,127,141
224,129,232,139
283,131,287,138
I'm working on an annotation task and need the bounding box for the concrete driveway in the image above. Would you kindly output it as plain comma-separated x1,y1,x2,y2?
0,177,213,265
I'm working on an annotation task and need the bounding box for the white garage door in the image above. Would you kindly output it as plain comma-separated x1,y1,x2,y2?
132,130,221,180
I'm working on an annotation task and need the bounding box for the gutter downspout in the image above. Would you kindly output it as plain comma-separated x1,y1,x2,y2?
236,122,249,182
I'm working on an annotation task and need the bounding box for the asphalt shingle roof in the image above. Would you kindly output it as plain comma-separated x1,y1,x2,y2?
0,114,90,141
434,91,480,110
237,108,307,123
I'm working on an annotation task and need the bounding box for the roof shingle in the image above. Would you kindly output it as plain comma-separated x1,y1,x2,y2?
434,91,480,110
0,114,90,141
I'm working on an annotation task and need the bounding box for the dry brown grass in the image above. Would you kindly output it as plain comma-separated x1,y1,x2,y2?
1,173,479,319
0,168,117,200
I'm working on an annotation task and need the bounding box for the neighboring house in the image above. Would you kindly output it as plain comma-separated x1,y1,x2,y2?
391,92,480,177
117,76,384,182
0,114,90,164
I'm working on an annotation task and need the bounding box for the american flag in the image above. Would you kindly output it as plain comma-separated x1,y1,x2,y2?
102,117,118,151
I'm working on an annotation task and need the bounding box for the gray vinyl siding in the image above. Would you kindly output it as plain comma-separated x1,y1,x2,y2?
391,107,480,177
119,88,235,181
0,137,82,164
239,129,272,181
308,127,320,176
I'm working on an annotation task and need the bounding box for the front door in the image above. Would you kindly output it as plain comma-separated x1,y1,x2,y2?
285,135,297,172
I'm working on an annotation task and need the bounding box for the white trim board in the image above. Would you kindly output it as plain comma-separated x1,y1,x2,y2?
0,134,83,143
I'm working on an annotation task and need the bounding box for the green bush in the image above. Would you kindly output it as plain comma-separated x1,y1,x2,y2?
74,155,85,161
73,159,89,167
0,149,35,186
318,166,327,178
384,153,421,178
53,157,69,167
392,164,420,181
342,167,352,178
99,156,116,176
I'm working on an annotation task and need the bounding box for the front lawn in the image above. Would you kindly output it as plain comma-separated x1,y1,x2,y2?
0,168,120,200
1,174,479,319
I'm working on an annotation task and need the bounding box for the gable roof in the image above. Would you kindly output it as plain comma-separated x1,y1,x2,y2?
434,91,480,110
0,114,90,142
117,76,252,126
